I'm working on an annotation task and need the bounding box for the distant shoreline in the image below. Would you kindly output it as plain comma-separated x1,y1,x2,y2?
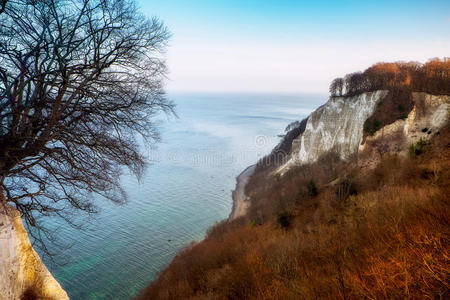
228,164,256,220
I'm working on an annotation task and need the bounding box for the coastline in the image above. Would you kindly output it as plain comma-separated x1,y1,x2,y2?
228,164,256,220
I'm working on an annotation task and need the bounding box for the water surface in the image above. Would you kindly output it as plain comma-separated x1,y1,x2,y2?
41,92,325,299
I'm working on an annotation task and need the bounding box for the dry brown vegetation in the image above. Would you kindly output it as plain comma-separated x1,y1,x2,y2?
138,124,450,299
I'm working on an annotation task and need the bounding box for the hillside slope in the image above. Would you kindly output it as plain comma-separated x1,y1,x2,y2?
139,123,449,300
138,60,449,299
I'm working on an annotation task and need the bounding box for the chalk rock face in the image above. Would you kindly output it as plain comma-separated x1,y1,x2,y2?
359,92,450,168
0,204,69,300
278,91,449,173
278,90,388,173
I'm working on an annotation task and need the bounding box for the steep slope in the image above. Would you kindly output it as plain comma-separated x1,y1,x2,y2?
139,60,449,299
359,92,449,167
138,123,450,300
139,90,449,299
277,91,449,173
278,90,388,173
0,204,68,300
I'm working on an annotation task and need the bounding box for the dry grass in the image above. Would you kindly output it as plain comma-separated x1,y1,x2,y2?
137,127,450,300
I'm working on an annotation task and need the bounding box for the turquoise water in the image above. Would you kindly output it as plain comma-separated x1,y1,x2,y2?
40,93,324,299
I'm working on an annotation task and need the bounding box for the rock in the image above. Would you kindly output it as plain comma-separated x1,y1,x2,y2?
0,204,69,300
359,93,449,168
277,91,449,173
278,90,388,173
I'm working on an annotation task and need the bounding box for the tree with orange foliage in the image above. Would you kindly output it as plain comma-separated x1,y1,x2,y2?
330,58,449,97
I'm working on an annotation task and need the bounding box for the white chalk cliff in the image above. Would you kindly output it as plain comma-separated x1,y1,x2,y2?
278,91,449,173
0,204,69,300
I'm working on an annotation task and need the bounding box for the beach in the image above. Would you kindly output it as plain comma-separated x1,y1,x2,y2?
229,164,256,220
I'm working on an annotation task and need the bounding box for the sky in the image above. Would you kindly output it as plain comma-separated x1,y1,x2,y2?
137,0,450,93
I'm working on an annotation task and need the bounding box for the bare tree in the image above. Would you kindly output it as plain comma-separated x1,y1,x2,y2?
336,77,344,96
0,0,172,252
329,78,338,97
329,77,344,97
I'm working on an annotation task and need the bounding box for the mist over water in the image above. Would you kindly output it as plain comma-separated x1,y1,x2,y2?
40,93,325,299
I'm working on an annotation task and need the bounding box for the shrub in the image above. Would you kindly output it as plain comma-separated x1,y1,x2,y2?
308,180,318,197
274,173,281,182
277,211,291,228
336,178,357,203
409,138,427,158
408,144,417,158
416,137,426,148
373,120,381,130
363,119,381,136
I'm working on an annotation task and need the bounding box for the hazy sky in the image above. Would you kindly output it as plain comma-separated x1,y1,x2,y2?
137,0,450,93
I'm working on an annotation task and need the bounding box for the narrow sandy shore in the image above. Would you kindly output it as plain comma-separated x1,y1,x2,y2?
229,164,256,220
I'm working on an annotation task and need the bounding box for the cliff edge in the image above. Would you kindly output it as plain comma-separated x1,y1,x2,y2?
0,204,69,300
277,91,449,173
138,59,450,299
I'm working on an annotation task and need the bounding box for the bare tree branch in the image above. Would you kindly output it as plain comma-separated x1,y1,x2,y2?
0,0,7,14
0,0,173,255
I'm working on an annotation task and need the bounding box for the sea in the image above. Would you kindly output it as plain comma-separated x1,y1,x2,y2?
39,92,325,299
